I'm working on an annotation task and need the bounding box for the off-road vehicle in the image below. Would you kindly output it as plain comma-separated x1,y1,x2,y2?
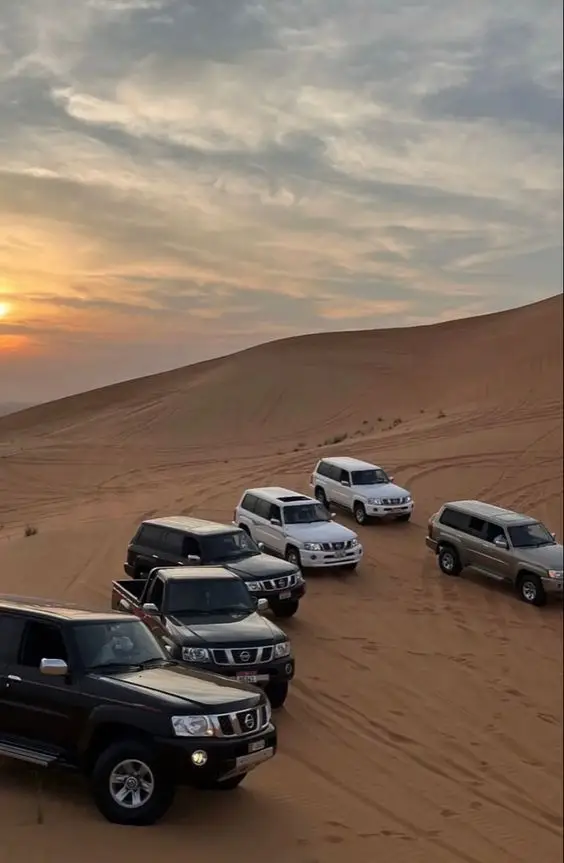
426,500,563,606
0,596,276,825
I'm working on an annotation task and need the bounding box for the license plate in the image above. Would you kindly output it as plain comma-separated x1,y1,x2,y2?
248,739,265,753
278,590,291,600
235,747,274,770
334,550,346,559
236,672,258,683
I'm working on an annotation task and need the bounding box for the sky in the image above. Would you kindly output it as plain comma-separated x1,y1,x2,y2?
0,0,562,404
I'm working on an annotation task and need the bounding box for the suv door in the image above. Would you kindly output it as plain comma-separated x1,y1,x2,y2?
130,524,167,575
0,613,25,727
2,619,84,753
332,469,352,508
472,521,512,579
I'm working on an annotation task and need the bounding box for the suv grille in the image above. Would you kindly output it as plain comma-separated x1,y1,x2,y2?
255,573,298,592
320,540,354,551
211,645,275,665
213,704,270,737
381,497,406,505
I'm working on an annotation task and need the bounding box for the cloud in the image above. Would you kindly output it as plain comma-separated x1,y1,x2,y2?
0,0,562,401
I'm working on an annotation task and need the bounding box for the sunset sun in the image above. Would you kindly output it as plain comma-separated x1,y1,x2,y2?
0,301,11,319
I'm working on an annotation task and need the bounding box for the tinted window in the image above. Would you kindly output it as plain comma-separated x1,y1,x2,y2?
74,620,165,669
468,516,485,535
161,530,183,555
19,621,68,668
148,577,165,608
0,614,25,662
182,535,201,558
326,464,342,481
351,468,389,485
484,522,505,543
165,578,253,615
254,498,272,520
439,508,470,531
139,524,166,548
316,461,331,477
508,521,555,549
283,502,330,524
240,493,259,513
270,504,282,521
199,530,259,562
340,470,351,483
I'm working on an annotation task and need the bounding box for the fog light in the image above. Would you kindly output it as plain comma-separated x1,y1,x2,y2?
191,750,208,767
285,662,293,674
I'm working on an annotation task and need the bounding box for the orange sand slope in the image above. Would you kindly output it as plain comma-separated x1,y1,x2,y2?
0,294,562,863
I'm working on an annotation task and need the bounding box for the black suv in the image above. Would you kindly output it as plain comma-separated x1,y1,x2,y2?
112,566,295,708
124,516,306,618
0,597,277,825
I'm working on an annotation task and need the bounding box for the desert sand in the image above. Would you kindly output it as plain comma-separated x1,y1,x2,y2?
0,294,562,862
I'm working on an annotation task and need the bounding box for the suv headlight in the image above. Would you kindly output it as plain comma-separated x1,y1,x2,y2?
171,715,215,737
303,542,323,551
263,699,273,724
405,495,412,503
182,646,211,662
367,498,382,505
246,581,261,591
274,640,292,658
351,537,360,547
547,570,563,579
294,570,305,583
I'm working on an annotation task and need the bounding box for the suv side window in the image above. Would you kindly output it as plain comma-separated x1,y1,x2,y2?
327,464,341,481
182,535,201,558
439,507,470,531
468,516,485,536
0,614,25,663
316,461,330,477
254,498,272,520
18,621,68,668
161,530,183,556
148,576,165,609
339,469,351,484
484,521,505,543
269,504,282,522
139,524,166,548
240,493,259,513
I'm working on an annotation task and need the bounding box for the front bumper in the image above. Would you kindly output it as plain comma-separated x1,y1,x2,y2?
366,501,414,518
300,545,363,569
250,581,306,606
156,724,277,785
178,655,295,687
541,576,564,596
425,536,438,552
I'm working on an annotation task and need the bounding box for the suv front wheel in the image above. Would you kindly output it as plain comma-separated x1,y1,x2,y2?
90,739,174,826
516,573,547,607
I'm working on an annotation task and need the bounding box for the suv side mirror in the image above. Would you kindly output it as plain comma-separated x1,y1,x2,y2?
257,541,265,550
493,536,508,549
270,518,281,526
257,598,269,612
142,602,159,615
388,475,394,482
330,512,336,519
340,480,350,487
186,554,201,564
40,658,68,677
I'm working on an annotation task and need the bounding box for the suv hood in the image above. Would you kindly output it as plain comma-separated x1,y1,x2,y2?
225,554,298,580
516,543,563,571
95,664,262,708
286,521,357,543
168,610,285,645
354,482,409,499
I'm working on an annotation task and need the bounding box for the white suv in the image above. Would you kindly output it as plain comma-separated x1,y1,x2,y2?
310,456,414,525
234,487,363,571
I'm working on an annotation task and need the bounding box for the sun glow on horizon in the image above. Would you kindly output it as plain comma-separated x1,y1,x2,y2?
0,301,11,319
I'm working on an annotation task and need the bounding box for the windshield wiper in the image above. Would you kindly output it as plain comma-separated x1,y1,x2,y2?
88,661,142,672
137,657,175,668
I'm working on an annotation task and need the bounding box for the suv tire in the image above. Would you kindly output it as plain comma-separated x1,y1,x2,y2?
516,573,547,607
314,487,328,507
353,502,367,525
269,599,299,618
285,546,301,568
438,545,462,576
265,680,289,709
90,739,174,826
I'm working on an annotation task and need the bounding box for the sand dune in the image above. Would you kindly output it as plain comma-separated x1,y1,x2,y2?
0,295,562,862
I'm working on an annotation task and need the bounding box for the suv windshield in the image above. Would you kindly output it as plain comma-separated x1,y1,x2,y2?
283,502,330,525
200,530,259,563
75,620,167,669
166,577,254,614
508,522,555,548
351,469,389,485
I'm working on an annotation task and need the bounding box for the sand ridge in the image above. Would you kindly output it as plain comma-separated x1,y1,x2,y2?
0,295,562,862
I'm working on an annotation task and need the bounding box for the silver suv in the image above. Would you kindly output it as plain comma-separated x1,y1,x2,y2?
426,500,563,606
